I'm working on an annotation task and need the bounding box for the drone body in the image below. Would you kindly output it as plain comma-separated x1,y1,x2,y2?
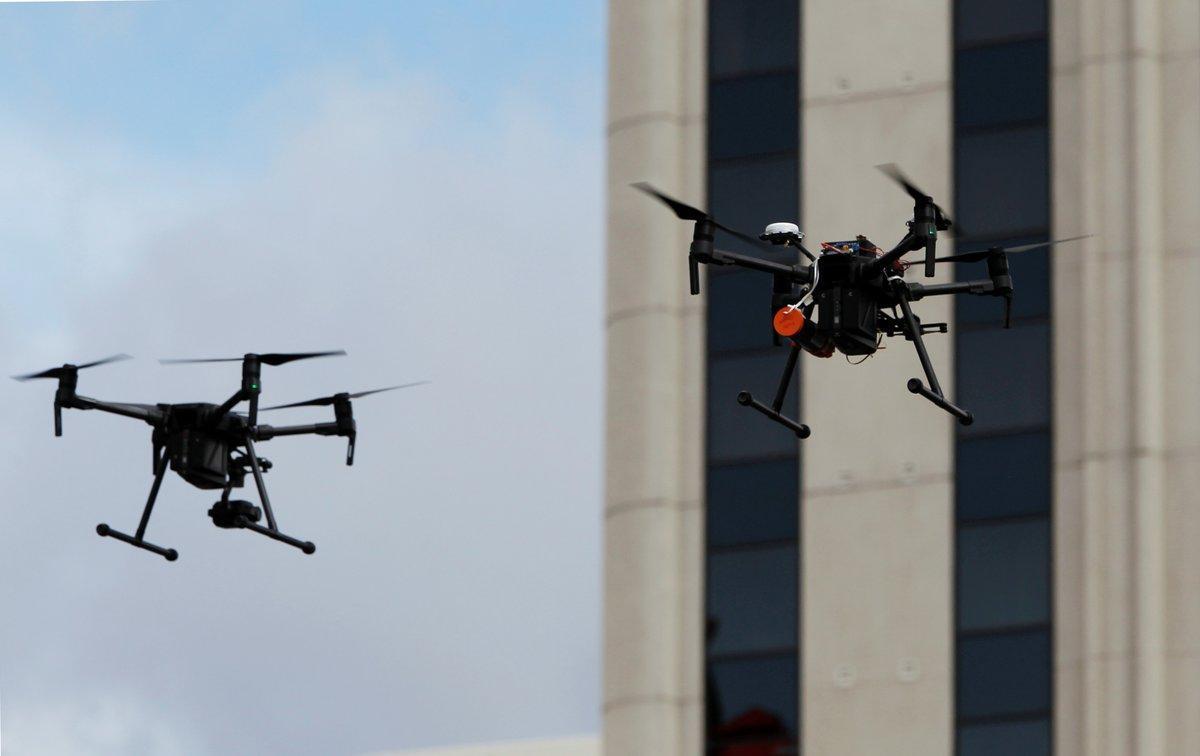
15,351,424,561
635,166,1085,438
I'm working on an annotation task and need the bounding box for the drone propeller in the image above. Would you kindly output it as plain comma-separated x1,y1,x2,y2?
933,235,1092,264
12,354,133,436
261,381,426,465
631,182,771,250
12,353,132,382
633,182,785,294
876,164,961,276
876,164,959,230
159,350,346,366
928,236,1089,330
260,381,428,411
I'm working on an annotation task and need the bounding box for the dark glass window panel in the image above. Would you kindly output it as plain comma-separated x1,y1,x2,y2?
709,73,799,161
956,322,1050,437
709,0,798,79
955,40,1049,130
708,269,790,354
955,0,1046,47
708,351,799,463
957,629,1051,720
958,718,1051,756
956,237,1049,325
707,546,798,655
709,155,799,259
708,654,799,742
708,460,799,548
955,127,1049,239
956,431,1051,521
957,519,1051,631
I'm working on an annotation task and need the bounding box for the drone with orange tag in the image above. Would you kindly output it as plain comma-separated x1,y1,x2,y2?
634,165,1087,438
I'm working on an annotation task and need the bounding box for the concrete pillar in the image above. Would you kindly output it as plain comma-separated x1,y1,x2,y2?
603,1,706,754
1052,0,1200,752
799,0,955,752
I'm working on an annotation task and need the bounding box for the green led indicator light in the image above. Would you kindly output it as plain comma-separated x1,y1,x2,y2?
251,383,259,389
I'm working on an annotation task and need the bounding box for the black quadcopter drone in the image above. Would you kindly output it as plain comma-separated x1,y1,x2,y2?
636,164,1086,438
14,350,424,561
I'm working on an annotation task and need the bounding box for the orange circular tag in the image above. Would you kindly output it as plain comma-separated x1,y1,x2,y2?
773,307,806,337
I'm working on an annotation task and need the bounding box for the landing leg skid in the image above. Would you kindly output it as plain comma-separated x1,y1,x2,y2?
736,343,811,438
896,291,973,425
236,516,316,554
97,449,178,561
240,434,316,555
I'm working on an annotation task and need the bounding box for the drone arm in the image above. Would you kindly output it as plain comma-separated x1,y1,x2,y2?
68,395,165,425
711,248,811,281
212,390,248,421
255,418,356,465
253,422,340,440
906,277,1011,328
906,279,996,299
868,231,921,276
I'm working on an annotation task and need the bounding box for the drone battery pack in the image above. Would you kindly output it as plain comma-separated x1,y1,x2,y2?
815,285,878,356
168,430,229,489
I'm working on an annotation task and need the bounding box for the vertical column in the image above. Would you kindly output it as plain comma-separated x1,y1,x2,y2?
952,1,1054,753
703,1,802,753
1159,2,1200,753
1052,0,1199,753
604,1,707,754
800,0,955,753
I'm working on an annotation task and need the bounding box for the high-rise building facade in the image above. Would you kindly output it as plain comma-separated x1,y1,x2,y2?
605,0,1200,754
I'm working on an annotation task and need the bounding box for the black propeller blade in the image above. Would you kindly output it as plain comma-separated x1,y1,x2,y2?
876,163,959,232
876,164,964,277
260,381,429,410
159,350,347,366
12,353,132,382
631,182,776,252
933,235,1092,264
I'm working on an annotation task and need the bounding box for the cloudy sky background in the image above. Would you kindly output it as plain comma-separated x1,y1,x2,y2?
0,3,603,754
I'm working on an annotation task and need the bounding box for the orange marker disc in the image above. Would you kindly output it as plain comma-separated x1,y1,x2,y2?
773,307,806,337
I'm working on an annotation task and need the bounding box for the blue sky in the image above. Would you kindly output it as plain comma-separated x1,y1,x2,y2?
0,2,602,161
0,3,604,755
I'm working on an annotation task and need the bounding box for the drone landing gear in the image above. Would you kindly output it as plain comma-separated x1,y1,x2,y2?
896,292,973,425
225,435,316,555
736,343,811,438
97,449,178,561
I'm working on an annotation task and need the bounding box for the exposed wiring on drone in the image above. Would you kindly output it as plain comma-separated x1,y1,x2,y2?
845,332,884,365
786,256,821,313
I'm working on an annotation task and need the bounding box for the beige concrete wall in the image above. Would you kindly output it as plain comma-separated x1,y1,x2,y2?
799,1,956,753
1159,1,1200,752
1052,0,1200,753
606,0,1199,753
604,1,706,754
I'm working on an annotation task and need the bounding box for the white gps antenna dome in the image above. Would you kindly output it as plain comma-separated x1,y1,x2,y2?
760,222,804,246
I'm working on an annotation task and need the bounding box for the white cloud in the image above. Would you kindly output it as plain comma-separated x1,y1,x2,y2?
2,689,203,756
0,61,602,755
